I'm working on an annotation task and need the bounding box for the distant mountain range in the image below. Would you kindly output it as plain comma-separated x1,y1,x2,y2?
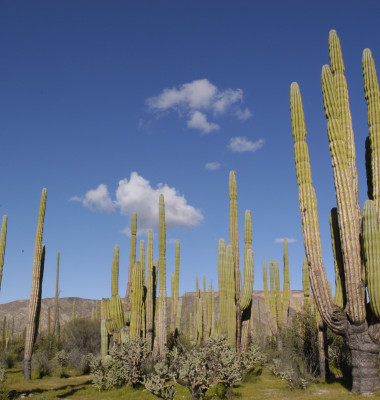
0,290,305,334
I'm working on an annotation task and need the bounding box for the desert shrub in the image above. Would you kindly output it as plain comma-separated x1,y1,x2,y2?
62,318,100,355
328,330,351,377
34,333,60,360
32,351,52,378
241,343,267,374
62,318,100,371
143,361,176,400
89,337,149,391
0,349,15,369
0,369,8,400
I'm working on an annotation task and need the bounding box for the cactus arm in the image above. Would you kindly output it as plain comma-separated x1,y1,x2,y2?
229,171,240,299
175,297,183,333
321,64,364,323
362,201,380,319
363,49,380,218
329,30,359,209
218,239,226,336
240,249,254,310
52,252,60,334
290,82,346,334
329,208,346,308
0,215,7,292
130,261,144,337
226,245,236,347
111,245,119,297
269,260,276,319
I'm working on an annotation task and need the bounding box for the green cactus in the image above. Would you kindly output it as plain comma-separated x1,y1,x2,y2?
0,215,7,292
101,319,109,359
302,258,310,310
290,30,380,394
202,275,207,341
109,245,124,330
263,260,269,312
171,240,180,334
269,260,276,319
282,239,290,326
130,261,144,337
274,260,282,329
24,188,47,380
146,229,154,350
125,212,137,311
175,297,183,334
157,194,167,357
217,172,254,353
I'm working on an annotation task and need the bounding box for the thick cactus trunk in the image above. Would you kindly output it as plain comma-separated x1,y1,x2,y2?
347,323,380,394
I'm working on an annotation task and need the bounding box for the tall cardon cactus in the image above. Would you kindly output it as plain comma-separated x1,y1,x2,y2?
156,194,167,357
290,30,380,394
217,171,254,353
125,212,137,311
24,188,47,380
52,252,60,335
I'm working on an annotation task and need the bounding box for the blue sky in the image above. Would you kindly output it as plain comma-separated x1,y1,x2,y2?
1,1,380,303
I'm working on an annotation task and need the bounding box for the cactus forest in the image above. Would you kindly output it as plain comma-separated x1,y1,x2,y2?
2,4,380,398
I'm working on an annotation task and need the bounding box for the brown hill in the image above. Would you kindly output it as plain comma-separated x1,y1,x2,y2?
0,290,305,334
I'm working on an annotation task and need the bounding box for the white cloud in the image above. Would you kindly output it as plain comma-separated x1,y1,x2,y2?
72,172,203,235
228,137,265,153
187,111,219,134
205,162,221,171
146,79,251,133
236,107,253,121
69,184,114,211
275,238,297,244
213,88,243,114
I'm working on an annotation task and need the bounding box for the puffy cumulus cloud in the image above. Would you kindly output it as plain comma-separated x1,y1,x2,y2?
146,79,251,133
69,184,114,211
71,172,203,235
228,137,265,153
205,162,221,171
116,172,203,232
275,238,297,244
187,111,219,134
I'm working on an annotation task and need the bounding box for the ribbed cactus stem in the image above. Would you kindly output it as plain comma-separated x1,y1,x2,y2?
240,249,254,311
363,48,380,221
269,260,276,319
207,284,212,339
172,240,180,333
157,194,167,357
302,258,310,310
321,63,364,324
24,188,47,381
282,239,290,326
263,260,269,312
146,229,154,350
225,245,236,347
290,82,344,333
0,216,7,292
229,171,239,296
130,261,144,337
202,275,207,340
218,239,227,336
274,260,282,329
111,245,119,297
175,297,182,333
330,208,346,308
362,201,380,319
101,319,108,360
197,297,203,346
125,212,137,309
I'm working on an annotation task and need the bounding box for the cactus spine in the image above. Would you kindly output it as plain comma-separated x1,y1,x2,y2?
0,215,7,292
157,194,167,357
290,30,380,394
24,188,47,380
